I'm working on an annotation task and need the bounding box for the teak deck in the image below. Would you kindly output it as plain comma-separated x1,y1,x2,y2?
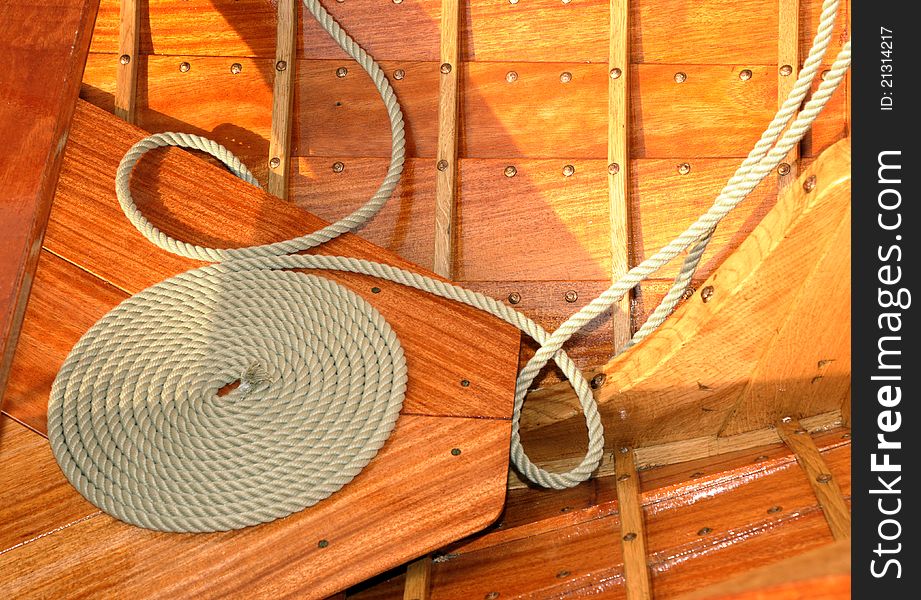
0,100,521,598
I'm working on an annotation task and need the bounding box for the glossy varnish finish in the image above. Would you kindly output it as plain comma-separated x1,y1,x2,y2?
0,0,98,404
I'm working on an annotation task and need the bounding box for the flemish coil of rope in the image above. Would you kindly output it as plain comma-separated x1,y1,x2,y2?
49,0,850,532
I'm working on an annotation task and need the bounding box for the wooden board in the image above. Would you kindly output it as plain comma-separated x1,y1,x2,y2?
0,0,98,405
0,100,520,597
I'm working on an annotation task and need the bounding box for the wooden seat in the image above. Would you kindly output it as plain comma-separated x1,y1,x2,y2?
0,100,520,598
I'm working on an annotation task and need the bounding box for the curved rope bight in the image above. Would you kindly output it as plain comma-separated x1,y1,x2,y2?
47,0,852,532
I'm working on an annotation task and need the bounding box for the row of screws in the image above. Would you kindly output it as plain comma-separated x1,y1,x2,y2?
506,290,579,304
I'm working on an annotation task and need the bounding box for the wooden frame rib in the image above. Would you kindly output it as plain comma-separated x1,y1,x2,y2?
267,0,297,199
615,447,652,600
777,0,801,189
776,418,850,540
403,556,433,600
114,0,139,122
432,0,461,278
608,0,632,348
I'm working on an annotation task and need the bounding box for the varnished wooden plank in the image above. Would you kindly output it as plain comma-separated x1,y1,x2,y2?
0,415,511,599
777,0,801,189
0,415,99,553
0,0,99,407
432,0,461,278
776,419,851,540
609,0,632,348
615,448,652,600
114,0,139,122
404,556,433,600
267,0,297,198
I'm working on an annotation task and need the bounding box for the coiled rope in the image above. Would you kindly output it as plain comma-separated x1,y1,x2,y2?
48,0,851,532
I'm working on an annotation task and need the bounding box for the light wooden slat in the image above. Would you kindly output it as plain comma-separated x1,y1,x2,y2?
432,0,461,278
113,0,139,122
267,0,297,198
776,419,851,540
404,556,433,600
609,0,632,348
614,447,652,600
777,0,800,190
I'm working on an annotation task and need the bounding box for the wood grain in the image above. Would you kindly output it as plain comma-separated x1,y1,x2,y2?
267,0,298,198
615,448,652,600
403,557,433,600
777,0,801,189
776,419,851,540
0,0,99,409
114,0,139,122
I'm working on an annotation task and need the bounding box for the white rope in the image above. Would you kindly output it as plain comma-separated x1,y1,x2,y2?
49,0,851,533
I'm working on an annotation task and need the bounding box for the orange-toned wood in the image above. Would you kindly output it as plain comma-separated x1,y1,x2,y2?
804,69,849,158
776,419,851,540
113,0,139,122
515,139,851,456
609,0,632,347
615,447,652,600
267,0,298,198
677,540,850,600
432,0,461,278
0,0,98,409
777,0,801,190
404,556,433,600
0,415,99,553
85,0,848,66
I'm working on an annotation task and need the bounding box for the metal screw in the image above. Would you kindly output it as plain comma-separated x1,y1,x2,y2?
561,0,572,3
778,162,791,176
816,473,833,484
451,447,462,456
371,286,381,294
617,474,630,482
781,416,793,423
690,471,704,479
440,63,452,74
608,162,620,175
269,157,281,169
504,165,517,178
590,373,606,389
701,285,714,303
119,54,131,65
681,286,697,301
768,506,783,514
317,539,329,548
179,61,191,73
460,379,470,387
393,0,403,3
821,69,830,80
485,594,500,600
842,432,852,439
779,64,793,76
562,164,575,177
507,292,521,304
336,66,348,78
803,175,817,192
506,71,518,83
560,71,573,83
275,60,287,72
677,162,691,175
739,69,752,81
623,532,637,541
437,159,449,171
556,570,571,578
697,527,713,536
393,68,405,80
674,71,687,83
508,0,518,4
564,290,578,303
610,67,622,79
755,455,769,462
619,446,630,454
332,161,345,173
230,63,243,75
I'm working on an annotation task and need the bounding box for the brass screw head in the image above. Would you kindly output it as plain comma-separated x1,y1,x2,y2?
451,447,462,456
393,0,403,3
560,71,573,83
697,527,713,536
317,539,329,548
269,157,281,169
562,164,575,177
440,63,452,74
590,373,606,389
778,162,791,176
739,69,752,81
119,54,131,65
610,67,623,79
701,285,715,303
816,473,833,484
779,64,793,76
608,162,620,175
504,165,517,178
506,70,518,83
230,63,243,75
803,175,817,192
437,159,449,171
674,71,687,83
556,570,571,578
677,162,691,175
617,474,631,482
508,0,518,3
485,593,500,600
179,61,191,73
768,505,783,514
623,532,637,541
275,60,287,72
336,66,348,78
332,161,345,173
393,68,405,80
507,292,521,304
564,290,578,302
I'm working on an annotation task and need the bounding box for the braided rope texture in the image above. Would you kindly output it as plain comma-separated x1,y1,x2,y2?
49,0,851,533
